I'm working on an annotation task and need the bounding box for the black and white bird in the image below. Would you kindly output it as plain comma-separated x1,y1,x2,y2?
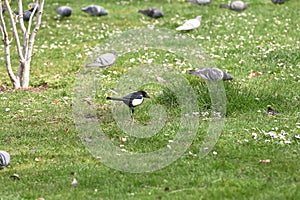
86,51,117,68
56,6,73,19
267,105,281,115
0,150,10,169
176,16,202,31
138,8,164,19
271,0,288,4
106,90,150,115
81,5,108,16
189,68,234,81
186,0,212,5
220,1,249,11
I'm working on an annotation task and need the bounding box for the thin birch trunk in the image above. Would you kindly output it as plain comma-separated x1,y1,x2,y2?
0,0,44,89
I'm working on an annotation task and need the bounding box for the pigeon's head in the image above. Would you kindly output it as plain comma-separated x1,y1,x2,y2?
224,73,234,81
28,3,39,12
101,9,109,16
138,90,150,98
196,16,202,21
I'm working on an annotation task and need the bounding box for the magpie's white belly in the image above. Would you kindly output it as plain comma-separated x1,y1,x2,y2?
131,98,144,106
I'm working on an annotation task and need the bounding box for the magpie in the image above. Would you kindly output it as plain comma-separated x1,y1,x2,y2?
106,90,150,116
267,105,280,115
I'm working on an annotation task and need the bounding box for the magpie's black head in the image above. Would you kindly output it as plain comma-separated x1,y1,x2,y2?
138,90,150,98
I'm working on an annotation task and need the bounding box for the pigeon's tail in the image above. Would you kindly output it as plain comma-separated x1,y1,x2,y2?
188,70,195,74
106,97,125,101
220,4,230,8
138,9,152,16
138,10,147,15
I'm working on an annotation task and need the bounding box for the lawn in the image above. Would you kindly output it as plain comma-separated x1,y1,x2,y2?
0,0,299,199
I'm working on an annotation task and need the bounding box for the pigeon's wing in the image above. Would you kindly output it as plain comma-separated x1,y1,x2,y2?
82,6,98,15
176,18,200,31
56,6,72,17
189,68,233,81
86,52,116,68
231,1,248,11
0,151,10,169
152,9,164,18
138,9,152,17
186,0,211,4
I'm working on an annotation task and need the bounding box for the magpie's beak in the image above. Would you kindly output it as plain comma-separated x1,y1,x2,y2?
145,94,150,98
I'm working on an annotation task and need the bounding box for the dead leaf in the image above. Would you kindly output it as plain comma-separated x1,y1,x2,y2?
35,157,41,162
248,70,259,78
119,136,127,142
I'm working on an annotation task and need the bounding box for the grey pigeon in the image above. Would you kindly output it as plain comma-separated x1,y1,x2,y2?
138,8,164,19
81,5,108,16
56,6,73,18
14,10,33,21
220,1,249,11
14,2,39,21
86,51,117,68
271,0,288,4
186,0,212,5
0,150,10,169
189,68,234,81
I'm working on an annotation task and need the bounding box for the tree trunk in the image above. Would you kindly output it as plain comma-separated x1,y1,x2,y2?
0,0,44,89
21,61,30,88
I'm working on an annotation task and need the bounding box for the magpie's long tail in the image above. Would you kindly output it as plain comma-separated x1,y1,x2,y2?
106,97,124,101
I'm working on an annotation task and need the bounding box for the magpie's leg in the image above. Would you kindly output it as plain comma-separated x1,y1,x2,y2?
130,107,135,123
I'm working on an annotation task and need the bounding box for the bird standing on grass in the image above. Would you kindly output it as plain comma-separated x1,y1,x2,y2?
220,1,249,11
81,5,108,16
186,0,212,5
14,2,39,21
267,105,281,115
56,6,73,19
0,150,10,169
86,51,117,68
176,16,202,31
271,0,288,4
189,68,234,81
138,8,164,19
106,90,150,116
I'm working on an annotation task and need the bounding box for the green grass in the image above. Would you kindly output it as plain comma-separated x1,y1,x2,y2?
1,0,300,199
